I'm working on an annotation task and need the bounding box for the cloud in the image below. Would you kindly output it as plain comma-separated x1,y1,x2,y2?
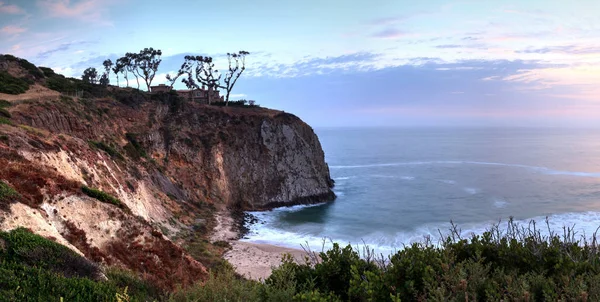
371,28,405,39
517,45,600,55
231,59,597,127
38,0,113,25
435,44,463,49
0,2,24,14
1,25,26,35
36,40,94,59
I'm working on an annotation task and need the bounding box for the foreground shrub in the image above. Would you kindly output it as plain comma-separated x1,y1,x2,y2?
0,228,122,301
267,219,600,301
82,186,124,208
0,71,30,94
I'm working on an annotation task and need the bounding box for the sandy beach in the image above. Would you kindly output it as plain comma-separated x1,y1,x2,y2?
211,211,313,280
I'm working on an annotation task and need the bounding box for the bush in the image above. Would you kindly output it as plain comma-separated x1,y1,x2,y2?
81,186,123,208
89,140,124,160
0,71,30,94
211,99,259,107
2,55,44,79
0,228,121,301
0,181,20,211
39,66,57,78
123,133,147,160
263,219,600,301
0,117,12,125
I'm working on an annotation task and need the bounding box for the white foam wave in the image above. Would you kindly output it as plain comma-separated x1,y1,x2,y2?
439,179,456,184
400,176,415,180
493,199,508,208
334,190,345,197
333,176,352,180
464,187,479,194
330,161,600,178
242,211,600,256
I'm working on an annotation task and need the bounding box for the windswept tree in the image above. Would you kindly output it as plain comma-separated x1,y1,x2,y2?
179,55,221,104
123,53,140,89
112,60,123,87
81,67,98,84
102,59,112,86
131,47,162,91
220,51,249,105
115,56,131,87
165,63,186,88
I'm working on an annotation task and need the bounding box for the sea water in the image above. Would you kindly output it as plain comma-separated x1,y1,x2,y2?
242,128,600,254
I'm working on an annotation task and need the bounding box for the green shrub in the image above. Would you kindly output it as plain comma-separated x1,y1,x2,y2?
39,66,57,78
211,99,259,107
2,55,44,79
0,228,133,301
124,133,147,160
262,219,600,301
0,117,12,125
81,186,123,208
105,267,164,301
168,267,261,302
0,100,11,108
0,108,10,118
0,71,30,94
0,181,19,210
89,140,124,160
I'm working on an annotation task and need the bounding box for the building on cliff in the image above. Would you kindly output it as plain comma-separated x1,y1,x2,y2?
150,84,224,104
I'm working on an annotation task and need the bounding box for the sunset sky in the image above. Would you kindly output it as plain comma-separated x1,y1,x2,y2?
1,0,599,127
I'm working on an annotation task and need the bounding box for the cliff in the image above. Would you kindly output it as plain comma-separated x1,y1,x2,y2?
0,55,335,289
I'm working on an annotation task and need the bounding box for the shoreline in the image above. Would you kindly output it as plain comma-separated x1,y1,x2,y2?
211,210,314,280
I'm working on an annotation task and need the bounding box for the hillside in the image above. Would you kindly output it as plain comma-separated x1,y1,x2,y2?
0,54,335,293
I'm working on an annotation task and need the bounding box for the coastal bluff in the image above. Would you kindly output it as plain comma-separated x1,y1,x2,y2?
0,54,335,289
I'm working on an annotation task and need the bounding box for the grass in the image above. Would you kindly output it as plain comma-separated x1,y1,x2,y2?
81,186,124,208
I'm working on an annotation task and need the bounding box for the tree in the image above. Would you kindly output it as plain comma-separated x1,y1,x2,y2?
165,63,186,88
99,73,109,86
131,47,162,91
102,59,112,86
123,53,140,90
179,55,221,104
220,51,249,105
81,67,98,84
112,60,122,87
115,57,129,87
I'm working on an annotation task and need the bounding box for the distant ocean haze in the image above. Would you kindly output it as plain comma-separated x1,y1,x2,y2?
243,128,600,254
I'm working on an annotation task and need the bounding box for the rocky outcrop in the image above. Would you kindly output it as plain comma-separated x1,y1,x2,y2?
0,83,335,288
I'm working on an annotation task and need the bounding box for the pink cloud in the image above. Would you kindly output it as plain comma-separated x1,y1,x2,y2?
38,0,113,25
1,25,27,35
0,2,25,14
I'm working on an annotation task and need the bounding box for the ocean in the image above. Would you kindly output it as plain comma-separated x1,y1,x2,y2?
242,127,600,254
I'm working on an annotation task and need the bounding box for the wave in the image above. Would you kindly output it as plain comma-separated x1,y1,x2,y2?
242,211,600,256
464,187,479,194
330,161,600,178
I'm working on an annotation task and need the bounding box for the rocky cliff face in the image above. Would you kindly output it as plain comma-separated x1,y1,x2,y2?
0,71,335,288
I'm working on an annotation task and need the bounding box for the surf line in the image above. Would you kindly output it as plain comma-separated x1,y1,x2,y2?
329,161,600,178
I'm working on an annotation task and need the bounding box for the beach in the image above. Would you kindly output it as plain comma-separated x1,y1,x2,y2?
211,211,311,280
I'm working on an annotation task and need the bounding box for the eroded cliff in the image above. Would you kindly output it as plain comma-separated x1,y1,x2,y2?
0,55,335,289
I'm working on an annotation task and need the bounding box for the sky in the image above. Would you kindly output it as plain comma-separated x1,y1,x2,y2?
1,0,599,127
